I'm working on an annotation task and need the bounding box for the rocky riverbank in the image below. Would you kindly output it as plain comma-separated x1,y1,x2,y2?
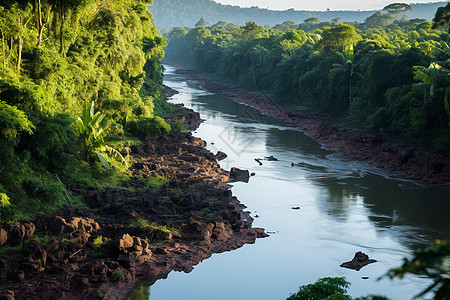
176,68,450,185
0,128,266,298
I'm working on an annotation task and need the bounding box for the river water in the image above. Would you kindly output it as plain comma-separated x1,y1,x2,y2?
133,65,450,300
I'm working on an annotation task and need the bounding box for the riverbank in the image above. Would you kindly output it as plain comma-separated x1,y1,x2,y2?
176,68,450,185
0,110,266,299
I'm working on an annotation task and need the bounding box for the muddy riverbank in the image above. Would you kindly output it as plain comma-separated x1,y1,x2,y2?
176,68,450,185
0,111,266,299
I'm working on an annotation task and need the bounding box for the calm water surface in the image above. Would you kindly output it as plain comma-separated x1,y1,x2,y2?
133,65,450,300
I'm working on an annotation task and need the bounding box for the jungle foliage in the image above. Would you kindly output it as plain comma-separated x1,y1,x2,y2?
149,0,446,29
0,0,168,220
164,5,450,151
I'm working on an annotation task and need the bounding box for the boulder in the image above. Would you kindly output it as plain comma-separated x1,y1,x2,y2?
0,290,14,300
340,251,376,271
215,151,227,161
8,224,26,245
266,155,278,161
229,167,250,182
117,234,134,253
0,228,7,247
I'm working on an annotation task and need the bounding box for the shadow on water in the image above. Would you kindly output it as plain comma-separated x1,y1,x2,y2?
130,65,450,300
263,126,450,247
127,274,168,300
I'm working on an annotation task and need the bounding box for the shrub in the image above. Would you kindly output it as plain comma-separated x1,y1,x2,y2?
128,116,171,140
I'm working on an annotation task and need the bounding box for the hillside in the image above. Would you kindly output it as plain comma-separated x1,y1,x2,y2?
148,0,447,29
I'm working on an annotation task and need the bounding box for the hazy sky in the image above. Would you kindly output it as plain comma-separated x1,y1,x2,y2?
214,0,441,11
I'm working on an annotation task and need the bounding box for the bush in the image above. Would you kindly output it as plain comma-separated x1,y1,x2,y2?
128,116,171,140
287,277,351,300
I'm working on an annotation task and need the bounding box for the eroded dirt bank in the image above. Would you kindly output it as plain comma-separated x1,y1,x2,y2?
176,68,450,185
0,131,266,299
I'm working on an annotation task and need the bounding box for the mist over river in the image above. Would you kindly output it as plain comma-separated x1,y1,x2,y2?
132,65,450,300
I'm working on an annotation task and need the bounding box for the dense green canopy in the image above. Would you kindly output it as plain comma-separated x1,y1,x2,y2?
164,10,450,152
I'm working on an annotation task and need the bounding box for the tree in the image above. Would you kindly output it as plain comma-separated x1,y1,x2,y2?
413,62,450,125
304,17,319,25
35,0,51,47
432,3,450,33
386,240,450,299
383,3,412,20
317,24,361,53
364,12,395,27
332,17,341,24
195,17,206,27
76,100,127,169
330,45,363,107
287,277,351,300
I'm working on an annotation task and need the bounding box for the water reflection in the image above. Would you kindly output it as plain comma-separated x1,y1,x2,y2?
134,65,450,300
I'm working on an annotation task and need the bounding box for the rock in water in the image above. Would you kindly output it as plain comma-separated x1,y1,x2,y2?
215,151,227,161
340,251,376,271
229,167,250,182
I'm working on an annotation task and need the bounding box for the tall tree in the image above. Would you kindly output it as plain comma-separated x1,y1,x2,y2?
383,3,412,20
432,3,450,33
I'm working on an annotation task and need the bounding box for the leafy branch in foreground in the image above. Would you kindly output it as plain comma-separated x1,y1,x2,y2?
386,239,450,299
76,100,127,170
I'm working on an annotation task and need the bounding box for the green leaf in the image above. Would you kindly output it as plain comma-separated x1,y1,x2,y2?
95,150,110,170
0,193,11,208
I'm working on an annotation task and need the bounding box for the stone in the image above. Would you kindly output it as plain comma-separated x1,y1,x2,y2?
8,224,25,245
215,151,227,161
23,222,36,239
0,228,7,247
266,155,278,161
0,290,14,300
117,234,134,252
340,251,376,271
254,158,263,166
229,167,250,182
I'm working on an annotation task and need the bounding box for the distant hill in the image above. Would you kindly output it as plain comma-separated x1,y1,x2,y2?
148,0,447,29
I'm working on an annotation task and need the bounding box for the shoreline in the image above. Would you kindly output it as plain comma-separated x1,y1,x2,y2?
0,106,266,299
175,67,450,186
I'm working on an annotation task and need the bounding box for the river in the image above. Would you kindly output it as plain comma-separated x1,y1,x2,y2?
130,65,450,300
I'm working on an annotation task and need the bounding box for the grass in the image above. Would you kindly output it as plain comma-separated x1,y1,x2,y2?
0,244,22,255
169,187,183,199
142,174,168,192
92,235,104,250
130,218,180,241
205,197,217,203
32,234,70,244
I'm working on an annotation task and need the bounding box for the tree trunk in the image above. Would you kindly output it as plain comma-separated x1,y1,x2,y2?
59,0,65,54
0,27,5,69
17,16,23,76
37,0,44,47
17,36,23,76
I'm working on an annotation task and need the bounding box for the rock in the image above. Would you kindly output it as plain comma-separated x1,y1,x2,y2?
23,222,36,239
0,228,7,247
117,234,134,252
266,155,278,161
254,158,263,166
250,172,255,176
229,167,250,182
0,259,8,282
291,207,301,210
0,290,14,300
47,216,99,243
340,251,376,271
22,241,47,273
8,224,26,245
215,151,227,161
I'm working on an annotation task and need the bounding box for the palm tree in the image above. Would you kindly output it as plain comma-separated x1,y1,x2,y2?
76,100,127,169
413,62,450,125
329,45,363,107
